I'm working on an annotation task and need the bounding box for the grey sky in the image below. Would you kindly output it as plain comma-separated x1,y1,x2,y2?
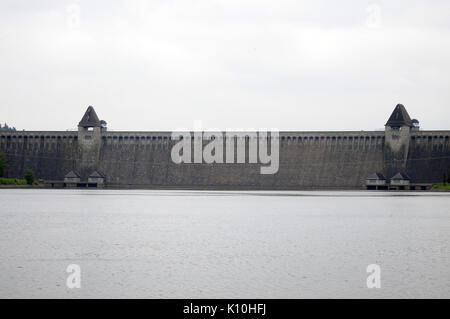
0,0,449,131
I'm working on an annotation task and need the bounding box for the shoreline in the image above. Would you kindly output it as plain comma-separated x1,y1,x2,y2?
1,184,449,192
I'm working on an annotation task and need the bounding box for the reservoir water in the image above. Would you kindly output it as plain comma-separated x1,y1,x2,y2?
0,189,449,298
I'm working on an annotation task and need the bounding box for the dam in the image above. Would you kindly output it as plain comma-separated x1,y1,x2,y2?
1,104,449,189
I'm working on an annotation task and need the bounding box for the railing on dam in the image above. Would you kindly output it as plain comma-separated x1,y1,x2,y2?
1,130,449,151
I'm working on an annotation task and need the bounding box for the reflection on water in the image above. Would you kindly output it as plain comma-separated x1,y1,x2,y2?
0,189,449,298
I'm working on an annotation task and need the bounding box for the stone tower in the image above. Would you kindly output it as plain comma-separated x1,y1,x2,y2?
384,104,413,179
77,106,106,178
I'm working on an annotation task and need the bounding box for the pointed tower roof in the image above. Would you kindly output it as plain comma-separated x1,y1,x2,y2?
391,172,410,180
89,170,105,178
65,170,80,178
385,104,412,127
78,106,101,127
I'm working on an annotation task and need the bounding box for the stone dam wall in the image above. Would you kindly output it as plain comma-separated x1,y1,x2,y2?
1,130,449,189
0,131,78,182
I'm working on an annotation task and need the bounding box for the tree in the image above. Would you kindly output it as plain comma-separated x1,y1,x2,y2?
448,172,450,184
444,173,448,185
24,169,35,185
0,123,17,131
0,153,8,177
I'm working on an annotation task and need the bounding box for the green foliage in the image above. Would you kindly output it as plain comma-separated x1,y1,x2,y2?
0,153,8,177
432,183,450,190
0,177,27,185
24,169,35,185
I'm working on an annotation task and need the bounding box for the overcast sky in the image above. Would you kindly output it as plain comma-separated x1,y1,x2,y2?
0,0,449,131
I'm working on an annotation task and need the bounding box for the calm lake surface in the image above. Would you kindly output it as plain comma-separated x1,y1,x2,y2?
0,189,449,298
